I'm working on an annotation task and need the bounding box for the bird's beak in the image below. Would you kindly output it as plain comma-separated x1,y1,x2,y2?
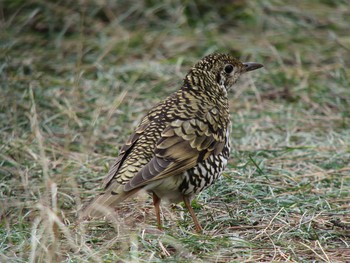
242,62,264,72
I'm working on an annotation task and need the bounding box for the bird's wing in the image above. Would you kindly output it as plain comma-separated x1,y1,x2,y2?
102,121,149,188
124,109,226,191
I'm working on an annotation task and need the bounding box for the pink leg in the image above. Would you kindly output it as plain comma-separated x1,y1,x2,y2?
152,192,162,230
183,196,203,233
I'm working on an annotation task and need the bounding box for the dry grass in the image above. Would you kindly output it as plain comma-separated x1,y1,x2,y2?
1,0,349,262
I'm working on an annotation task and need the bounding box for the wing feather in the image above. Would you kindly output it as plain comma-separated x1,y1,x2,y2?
102,121,149,188
124,114,224,191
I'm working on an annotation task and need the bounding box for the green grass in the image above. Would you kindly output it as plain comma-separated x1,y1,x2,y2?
1,0,350,262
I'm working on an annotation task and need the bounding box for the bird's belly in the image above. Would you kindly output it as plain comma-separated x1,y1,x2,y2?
144,175,186,203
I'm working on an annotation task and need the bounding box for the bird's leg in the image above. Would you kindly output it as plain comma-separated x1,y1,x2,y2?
152,192,162,230
183,196,203,233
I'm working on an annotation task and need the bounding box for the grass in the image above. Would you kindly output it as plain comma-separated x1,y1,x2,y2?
1,0,350,262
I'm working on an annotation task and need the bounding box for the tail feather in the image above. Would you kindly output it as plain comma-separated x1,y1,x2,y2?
79,184,141,219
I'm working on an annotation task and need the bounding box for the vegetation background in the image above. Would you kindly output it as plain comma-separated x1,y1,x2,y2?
1,0,349,262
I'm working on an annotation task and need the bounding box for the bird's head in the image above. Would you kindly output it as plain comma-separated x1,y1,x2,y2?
193,53,263,90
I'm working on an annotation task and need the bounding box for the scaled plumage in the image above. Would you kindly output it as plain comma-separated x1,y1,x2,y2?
80,53,263,232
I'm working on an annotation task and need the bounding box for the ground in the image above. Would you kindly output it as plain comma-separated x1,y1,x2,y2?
1,0,349,262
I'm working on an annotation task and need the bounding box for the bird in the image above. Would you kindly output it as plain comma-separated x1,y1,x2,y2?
80,53,263,232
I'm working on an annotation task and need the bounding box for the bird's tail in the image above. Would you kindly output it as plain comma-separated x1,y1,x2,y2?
79,183,140,219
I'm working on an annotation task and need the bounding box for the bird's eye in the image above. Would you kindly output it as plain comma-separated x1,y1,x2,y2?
224,64,234,74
